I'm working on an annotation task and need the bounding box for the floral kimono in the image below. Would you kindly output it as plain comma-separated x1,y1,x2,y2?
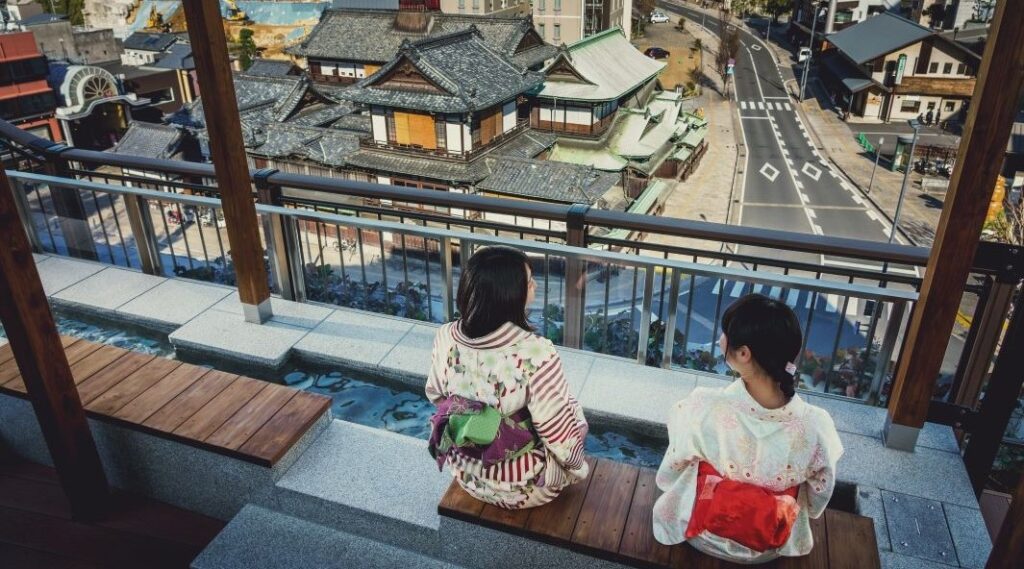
426,321,589,509
653,380,843,564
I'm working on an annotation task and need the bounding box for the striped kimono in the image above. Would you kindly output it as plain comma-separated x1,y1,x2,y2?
426,321,590,509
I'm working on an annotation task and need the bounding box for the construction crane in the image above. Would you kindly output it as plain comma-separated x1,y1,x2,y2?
224,0,251,23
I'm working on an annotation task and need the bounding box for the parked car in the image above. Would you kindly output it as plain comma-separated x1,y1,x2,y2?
798,47,812,62
644,47,671,59
650,11,670,23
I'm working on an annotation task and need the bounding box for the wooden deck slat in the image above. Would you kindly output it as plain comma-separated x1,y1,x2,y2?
238,390,331,465
571,458,639,552
85,358,182,416
142,370,239,433
479,502,533,529
113,364,211,424
524,456,597,541
173,376,266,441
204,383,297,450
825,510,878,569
0,337,95,389
980,490,1012,540
438,478,487,520
619,468,673,566
76,351,155,405
69,344,131,386
0,473,72,519
668,542,705,568
0,541,105,569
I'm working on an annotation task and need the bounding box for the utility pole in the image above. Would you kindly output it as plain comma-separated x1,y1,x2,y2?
799,3,825,101
867,137,884,194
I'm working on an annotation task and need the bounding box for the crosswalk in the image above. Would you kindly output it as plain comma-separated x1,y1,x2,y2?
704,278,863,317
739,100,792,111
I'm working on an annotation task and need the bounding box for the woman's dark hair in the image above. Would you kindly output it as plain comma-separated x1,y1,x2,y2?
456,246,532,339
721,293,803,400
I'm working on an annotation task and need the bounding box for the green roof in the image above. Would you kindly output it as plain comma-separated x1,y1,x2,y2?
680,125,707,149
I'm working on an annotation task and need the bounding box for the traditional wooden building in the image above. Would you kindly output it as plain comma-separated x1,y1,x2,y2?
530,27,663,138
819,12,980,123
287,9,557,85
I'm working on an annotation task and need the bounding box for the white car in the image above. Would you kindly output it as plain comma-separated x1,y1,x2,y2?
798,47,812,62
650,12,670,23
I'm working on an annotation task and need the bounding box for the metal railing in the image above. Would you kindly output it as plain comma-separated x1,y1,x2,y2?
10,167,919,406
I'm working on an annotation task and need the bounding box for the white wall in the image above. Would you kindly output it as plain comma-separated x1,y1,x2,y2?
371,108,387,144
445,119,463,152
502,101,516,132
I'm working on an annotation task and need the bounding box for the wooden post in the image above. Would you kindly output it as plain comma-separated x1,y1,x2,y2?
884,0,1024,451
180,0,272,323
986,472,1024,569
0,167,109,520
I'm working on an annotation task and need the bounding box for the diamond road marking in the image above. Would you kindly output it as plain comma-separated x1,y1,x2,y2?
751,44,762,51
759,162,780,182
801,162,823,181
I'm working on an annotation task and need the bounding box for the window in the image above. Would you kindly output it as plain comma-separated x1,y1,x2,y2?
900,99,920,113
956,63,967,75
472,0,479,9
141,88,175,105
458,0,464,7
554,0,561,10
944,101,956,112
943,62,952,74
538,23,545,38
554,23,561,41
928,62,938,74
538,0,545,11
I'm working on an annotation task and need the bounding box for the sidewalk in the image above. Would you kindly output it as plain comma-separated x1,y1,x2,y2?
644,12,743,258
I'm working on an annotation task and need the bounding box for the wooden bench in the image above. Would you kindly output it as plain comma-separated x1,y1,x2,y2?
439,457,880,569
0,336,330,467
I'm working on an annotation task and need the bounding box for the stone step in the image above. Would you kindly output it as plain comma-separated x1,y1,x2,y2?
191,504,461,569
256,419,453,558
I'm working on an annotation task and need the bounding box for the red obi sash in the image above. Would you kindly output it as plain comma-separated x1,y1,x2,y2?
685,462,801,552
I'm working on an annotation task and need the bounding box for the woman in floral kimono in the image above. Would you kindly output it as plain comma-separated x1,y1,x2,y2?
426,246,589,509
654,294,844,564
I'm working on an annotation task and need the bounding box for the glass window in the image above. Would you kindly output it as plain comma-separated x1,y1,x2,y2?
472,0,479,9
956,63,967,75
900,99,920,113
554,23,561,41
554,0,561,10
944,101,955,112
943,62,952,74
538,0,545,10
538,23,545,38
458,0,464,7
928,62,938,74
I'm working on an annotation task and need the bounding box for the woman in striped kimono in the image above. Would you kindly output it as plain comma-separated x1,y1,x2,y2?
426,246,589,509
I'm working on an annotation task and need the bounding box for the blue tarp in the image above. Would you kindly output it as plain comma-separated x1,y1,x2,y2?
223,2,330,25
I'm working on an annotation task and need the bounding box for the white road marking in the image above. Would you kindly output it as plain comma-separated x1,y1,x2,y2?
757,101,765,110
806,293,814,309
851,194,863,204
740,116,772,120
808,208,817,219
740,101,749,110
759,162,780,182
712,279,722,295
801,163,823,181
751,44,762,51
812,224,823,235
779,140,786,147
800,192,810,203
786,158,795,167
730,281,745,298
866,210,879,221
794,180,804,189
753,284,765,294
825,294,839,313
786,289,800,307
769,286,782,299
784,102,792,111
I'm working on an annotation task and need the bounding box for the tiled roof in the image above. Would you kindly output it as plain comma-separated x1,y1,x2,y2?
330,114,373,134
152,43,194,70
477,156,618,205
123,32,177,53
488,130,557,159
170,74,342,129
289,9,553,69
345,149,489,183
18,12,67,26
245,59,300,78
107,122,182,159
826,12,933,65
535,28,665,102
246,123,363,168
342,28,543,113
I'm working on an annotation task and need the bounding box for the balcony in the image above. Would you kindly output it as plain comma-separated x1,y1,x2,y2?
358,119,531,162
0,3,1021,569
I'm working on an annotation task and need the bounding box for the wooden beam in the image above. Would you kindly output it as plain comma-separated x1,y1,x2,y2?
0,167,109,520
884,0,1024,450
180,0,272,323
987,470,1024,569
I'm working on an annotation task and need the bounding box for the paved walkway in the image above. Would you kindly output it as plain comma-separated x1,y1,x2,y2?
647,14,742,259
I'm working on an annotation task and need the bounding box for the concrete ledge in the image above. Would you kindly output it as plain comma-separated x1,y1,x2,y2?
35,255,105,296
266,420,451,558
51,267,164,315
116,279,234,332
169,309,310,369
0,392,332,521
191,505,459,569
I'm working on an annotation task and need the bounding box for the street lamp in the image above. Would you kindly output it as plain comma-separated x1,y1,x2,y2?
890,120,921,245
799,3,828,102
867,137,884,194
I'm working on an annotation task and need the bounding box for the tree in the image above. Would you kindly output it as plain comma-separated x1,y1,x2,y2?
36,0,85,25
715,10,741,84
691,38,704,76
922,3,947,28
759,0,792,22
238,28,257,71
983,178,1023,245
